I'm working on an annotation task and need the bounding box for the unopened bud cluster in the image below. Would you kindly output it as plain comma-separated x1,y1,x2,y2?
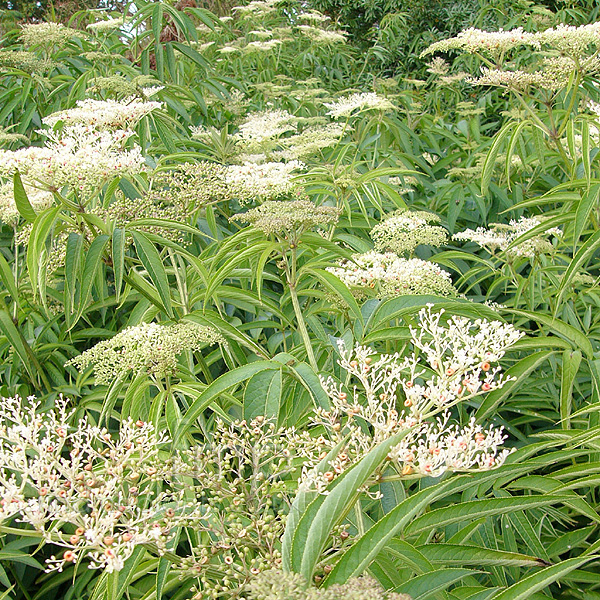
370,209,448,256
66,322,223,384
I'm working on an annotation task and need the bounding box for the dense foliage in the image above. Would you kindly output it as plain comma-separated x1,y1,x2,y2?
0,1,599,599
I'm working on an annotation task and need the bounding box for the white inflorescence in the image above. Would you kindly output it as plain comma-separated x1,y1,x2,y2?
297,25,346,44
324,92,396,119
86,18,127,33
327,251,457,299
66,322,223,384
224,160,305,203
20,22,79,47
0,396,331,582
421,27,540,58
235,109,298,146
0,395,176,573
453,215,562,258
272,123,346,160
43,98,163,130
312,305,523,490
0,126,145,198
231,199,340,237
470,55,600,91
243,39,283,53
370,209,448,255
0,97,161,201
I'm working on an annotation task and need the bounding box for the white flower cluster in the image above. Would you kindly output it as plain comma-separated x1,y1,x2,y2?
0,396,332,580
20,22,79,47
0,98,160,203
312,305,523,489
388,412,511,476
297,25,346,44
218,46,239,55
232,0,280,16
231,199,340,238
422,27,539,58
423,23,600,64
66,322,223,384
235,110,298,147
453,215,562,258
224,160,305,204
0,126,145,200
243,39,283,53
327,252,456,299
0,395,180,573
325,92,396,119
86,18,127,33
402,305,524,414
470,55,600,91
297,11,330,23
248,29,274,39
370,209,448,255
272,123,346,160
43,98,163,130
540,22,600,57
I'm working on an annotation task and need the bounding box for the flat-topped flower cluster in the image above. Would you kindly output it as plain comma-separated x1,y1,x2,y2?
232,199,340,238
325,93,396,119
66,322,223,384
370,209,448,255
454,216,562,258
422,22,600,59
43,98,163,130
0,97,162,213
327,252,456,299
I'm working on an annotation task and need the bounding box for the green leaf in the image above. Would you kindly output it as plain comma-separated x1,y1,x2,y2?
287,361,331,411
482,121,515,195
172,42,210,69
173,361,280,446
294,430,410,581
184,311,269,359
573,185,600,247
0,549,43,569
491,556,598,600
75,235,110,325
26,206,62,300
560,349,582,428
13,171,37,223
132,230,173,317
0,252,19,305
243,368,282,422
308,268,364,326
404,496,572,536
0,309,38,385
325,479,455,585
417,544,547,567
152,2,163,45
555,230,600,312
282,441,346,571
475,350,555,419
112,228,126,303
395,568,481,599
506,309,594,357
